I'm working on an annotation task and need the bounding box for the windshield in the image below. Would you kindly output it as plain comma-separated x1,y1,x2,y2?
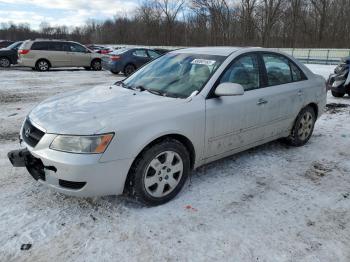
6,41,21,50
122,53,226,98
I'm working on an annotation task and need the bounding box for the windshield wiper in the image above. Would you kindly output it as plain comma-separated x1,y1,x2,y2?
147,88,163,96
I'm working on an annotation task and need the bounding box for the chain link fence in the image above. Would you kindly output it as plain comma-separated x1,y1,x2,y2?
276,48,350,65
109,45,350,65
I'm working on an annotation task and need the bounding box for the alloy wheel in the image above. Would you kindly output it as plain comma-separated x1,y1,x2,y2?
38,61,49,71
144,151,184,198
297,111,314,141
125,65,135,76
92,60,101,70
0,58,10,67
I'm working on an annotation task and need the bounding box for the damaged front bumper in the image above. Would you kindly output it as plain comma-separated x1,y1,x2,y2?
8,146,134,197
8,148,55,181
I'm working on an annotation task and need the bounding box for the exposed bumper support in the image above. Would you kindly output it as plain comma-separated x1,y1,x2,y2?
8,148,53,181
8,149,31,167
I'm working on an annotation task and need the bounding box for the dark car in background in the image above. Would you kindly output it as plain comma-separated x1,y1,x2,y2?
327,56,350,97
0,40,14,49
0,41,23,67
102,48,161,76
153,48,170,54
86,44,113,54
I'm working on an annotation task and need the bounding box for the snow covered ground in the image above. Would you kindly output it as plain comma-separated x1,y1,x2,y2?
0,65,349,262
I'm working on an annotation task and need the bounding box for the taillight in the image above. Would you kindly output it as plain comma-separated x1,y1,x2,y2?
110,55,120,61
19,49,30,55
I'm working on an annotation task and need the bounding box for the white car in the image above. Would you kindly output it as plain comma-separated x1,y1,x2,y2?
8,47,327,205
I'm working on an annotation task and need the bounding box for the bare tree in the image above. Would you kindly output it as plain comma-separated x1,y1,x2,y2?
256,0,285,47
156,0,186,45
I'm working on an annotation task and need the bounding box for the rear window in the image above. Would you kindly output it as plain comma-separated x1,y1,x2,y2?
31,42,49,51
111,48,129,55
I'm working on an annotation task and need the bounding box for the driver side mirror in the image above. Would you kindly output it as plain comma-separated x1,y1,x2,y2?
214,83,244,96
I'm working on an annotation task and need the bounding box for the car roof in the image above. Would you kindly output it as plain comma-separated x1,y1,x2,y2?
172,47,244,56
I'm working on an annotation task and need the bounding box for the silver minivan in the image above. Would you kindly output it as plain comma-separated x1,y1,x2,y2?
18,39,103,71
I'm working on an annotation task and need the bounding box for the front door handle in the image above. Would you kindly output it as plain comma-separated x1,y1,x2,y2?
297,90,303,96
257,98,268,105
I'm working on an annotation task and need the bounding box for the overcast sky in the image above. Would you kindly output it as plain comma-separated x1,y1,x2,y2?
0,0,139,29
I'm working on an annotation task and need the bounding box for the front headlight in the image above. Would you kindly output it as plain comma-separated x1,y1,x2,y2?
50,133,114,154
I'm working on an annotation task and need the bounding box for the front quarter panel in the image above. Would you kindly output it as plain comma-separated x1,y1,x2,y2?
99,97,206,168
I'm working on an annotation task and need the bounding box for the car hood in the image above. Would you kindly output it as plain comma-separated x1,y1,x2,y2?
29,84,184,135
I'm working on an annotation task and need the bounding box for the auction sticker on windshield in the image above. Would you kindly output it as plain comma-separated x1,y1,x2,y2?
191,59,216,66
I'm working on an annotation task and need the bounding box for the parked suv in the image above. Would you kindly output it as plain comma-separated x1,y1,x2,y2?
18,39,103,71
0,41,22,67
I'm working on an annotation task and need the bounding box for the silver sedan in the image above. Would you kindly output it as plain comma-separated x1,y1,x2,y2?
8,47,327,205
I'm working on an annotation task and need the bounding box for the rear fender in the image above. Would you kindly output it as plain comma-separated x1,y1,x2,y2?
345,71,350,86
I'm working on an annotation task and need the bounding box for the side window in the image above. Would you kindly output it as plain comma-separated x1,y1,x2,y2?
290,62,304,82
263,54,293,86
48,42,64,51
69,43,87,53
147,50,160,59
220,55,260,91
133,50,148,58
31,42,49,50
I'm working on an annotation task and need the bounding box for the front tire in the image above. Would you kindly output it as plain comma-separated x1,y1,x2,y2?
331,90,345,97
35,59,50,71
0,57,11,68
128,139,190,206
285,106,316,147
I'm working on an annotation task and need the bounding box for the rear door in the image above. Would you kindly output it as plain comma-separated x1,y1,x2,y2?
132,49,151,67
257,52,308,138
68,43,91,67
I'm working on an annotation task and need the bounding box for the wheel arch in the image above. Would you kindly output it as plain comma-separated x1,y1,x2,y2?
123,133,196,193
36,58,51,67
91,57,101,65
307,102,319,118
124,62,136,70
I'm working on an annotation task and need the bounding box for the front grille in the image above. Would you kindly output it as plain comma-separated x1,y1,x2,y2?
22,119,45,147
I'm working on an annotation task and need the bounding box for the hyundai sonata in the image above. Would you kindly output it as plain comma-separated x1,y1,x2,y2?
8,47,327,205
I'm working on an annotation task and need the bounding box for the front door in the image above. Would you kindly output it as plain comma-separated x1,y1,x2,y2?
205,54,266,159
68,43,91,67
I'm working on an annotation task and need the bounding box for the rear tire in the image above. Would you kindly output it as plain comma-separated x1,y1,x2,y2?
91,59,102,71
285,106,316,147
111,70,119,75
331,90,345,97
127,139,190,206
35,59,50,71
124,64,136,76
0,57,11,68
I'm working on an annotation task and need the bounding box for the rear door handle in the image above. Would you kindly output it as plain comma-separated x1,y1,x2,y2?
257,98,268,105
